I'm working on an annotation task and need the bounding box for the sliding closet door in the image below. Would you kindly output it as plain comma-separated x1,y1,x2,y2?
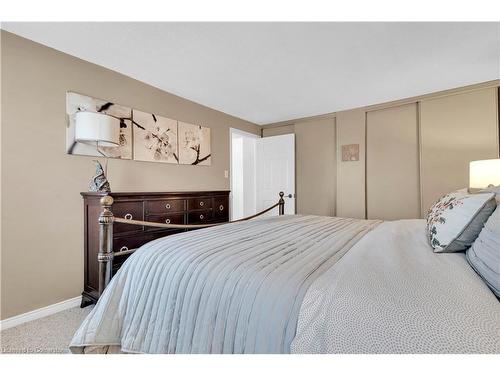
366,103,420,220
336,110,366,218
420,88,499,213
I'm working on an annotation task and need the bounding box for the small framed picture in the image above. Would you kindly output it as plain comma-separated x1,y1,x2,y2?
341,144,359,161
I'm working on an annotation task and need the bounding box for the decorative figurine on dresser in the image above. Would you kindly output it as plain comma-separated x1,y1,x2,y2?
80,191,230,307
89,160,111,192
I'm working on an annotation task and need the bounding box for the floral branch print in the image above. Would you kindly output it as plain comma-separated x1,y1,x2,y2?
426,194,468,248
136,113,179,162
69,94,212,165
183,126,211,165
144,126,178,161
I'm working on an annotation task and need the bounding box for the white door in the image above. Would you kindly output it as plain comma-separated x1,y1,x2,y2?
256,134,295,215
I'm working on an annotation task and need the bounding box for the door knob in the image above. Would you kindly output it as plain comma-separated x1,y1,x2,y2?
286,194,293,198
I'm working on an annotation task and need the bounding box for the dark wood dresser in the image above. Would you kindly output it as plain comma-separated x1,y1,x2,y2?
81,191,230,307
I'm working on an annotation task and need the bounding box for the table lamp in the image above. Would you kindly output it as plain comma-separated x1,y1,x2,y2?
469,159,500,192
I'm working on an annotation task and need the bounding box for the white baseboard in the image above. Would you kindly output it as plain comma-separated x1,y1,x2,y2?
0,296,82,331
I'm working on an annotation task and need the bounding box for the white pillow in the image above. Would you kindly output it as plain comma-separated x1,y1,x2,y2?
426,190,496,252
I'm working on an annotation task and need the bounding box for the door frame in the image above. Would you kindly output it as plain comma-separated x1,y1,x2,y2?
229,128,260,220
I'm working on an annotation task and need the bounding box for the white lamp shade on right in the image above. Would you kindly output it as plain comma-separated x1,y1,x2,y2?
469,159,500,189
74,111,120,147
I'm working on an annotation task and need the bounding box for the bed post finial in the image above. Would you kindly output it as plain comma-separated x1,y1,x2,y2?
98,195,114,297
278,191,285,215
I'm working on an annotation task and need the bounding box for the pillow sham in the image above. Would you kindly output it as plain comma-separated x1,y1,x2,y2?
466,205,500,297
426,190,496,253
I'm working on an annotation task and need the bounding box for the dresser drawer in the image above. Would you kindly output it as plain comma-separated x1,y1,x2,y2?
112,253,132,275
213,196,229,221
112,201,144,233
188,197,212,211
146,199,186,214
113,231,181,254
112,234,152,275
188,210,213,224
145,213,185,231
113,235,148,253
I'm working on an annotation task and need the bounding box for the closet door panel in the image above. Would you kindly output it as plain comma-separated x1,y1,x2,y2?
367,103,420,220
295,118,336,216
420,88,499,213
336,110,366,218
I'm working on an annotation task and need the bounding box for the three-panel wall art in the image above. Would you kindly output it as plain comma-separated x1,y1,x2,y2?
65,92,211,165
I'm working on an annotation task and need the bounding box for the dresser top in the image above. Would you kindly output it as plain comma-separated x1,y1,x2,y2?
81,190,230,198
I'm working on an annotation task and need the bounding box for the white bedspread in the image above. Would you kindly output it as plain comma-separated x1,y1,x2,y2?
291,219,500,354
70,215,380,354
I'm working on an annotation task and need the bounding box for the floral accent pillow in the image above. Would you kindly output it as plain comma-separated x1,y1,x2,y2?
426,190,496,253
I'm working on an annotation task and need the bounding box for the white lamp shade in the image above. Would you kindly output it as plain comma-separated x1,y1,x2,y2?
74,111,120,147
469,159,500,189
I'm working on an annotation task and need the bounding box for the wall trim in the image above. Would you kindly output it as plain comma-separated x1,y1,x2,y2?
0,296,81,331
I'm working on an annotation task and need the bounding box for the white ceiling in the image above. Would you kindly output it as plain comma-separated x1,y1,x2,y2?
2,22,500,125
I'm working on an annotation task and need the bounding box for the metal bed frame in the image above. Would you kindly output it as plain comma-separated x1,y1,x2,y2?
97,191,286,296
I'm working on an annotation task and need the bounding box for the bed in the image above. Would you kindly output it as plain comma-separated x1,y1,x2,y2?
70,199,500,354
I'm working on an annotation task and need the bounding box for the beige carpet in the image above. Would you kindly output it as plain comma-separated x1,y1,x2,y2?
0,306,92,354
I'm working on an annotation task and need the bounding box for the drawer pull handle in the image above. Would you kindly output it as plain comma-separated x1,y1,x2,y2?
165,218,171,224
165,203,171,209
124,213,133,220
199,201,204,207
119,246,128,252
199,214,204,220
219,205,224,211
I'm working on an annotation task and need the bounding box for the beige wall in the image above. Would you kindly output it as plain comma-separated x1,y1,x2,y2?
336,110,365,219
0,31,260,319
366,103,420,220
294,118,336,216
420,88,499,212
